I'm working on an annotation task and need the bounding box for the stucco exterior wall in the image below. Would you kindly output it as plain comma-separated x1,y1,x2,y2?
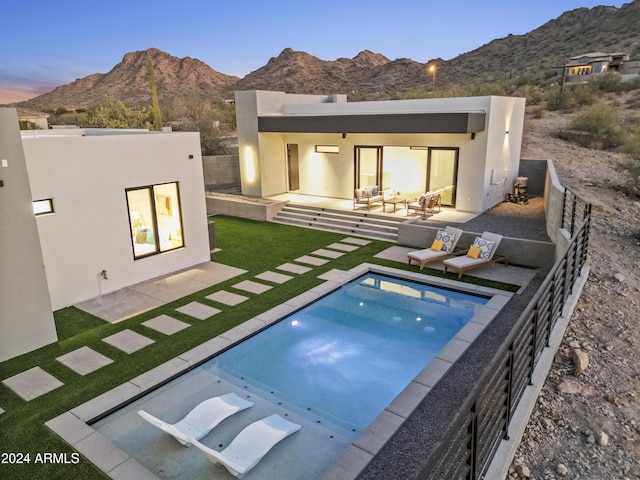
0,109,58,362
22,130,210,310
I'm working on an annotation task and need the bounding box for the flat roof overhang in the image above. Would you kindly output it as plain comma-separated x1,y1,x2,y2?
258,112,485,134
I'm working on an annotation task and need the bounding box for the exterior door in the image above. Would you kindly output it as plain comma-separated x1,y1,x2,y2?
355,146,383,189
427,148,458,207
287,144,299,191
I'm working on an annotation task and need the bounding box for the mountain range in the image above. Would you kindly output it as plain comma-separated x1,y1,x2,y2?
19,0,640,110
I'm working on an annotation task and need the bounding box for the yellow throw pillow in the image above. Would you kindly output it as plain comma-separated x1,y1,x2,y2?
467,245,481,258
431,239,444,251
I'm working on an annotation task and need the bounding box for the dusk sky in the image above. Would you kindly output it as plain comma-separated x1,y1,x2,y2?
1,1,626,104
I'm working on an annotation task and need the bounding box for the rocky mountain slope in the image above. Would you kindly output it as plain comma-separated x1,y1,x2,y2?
18,1,640,110
23,48,239,110
443,1,640,85
510,95,640,479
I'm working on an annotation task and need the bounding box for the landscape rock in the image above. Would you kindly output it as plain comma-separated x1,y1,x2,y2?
515,464,531,478
597,431,609,447
571,349,589,377
556,463,569,475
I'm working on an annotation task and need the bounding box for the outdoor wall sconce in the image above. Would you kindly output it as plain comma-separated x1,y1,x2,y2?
188,154,194,159
471,132,476,140
100,270,108,280
342,133,347,138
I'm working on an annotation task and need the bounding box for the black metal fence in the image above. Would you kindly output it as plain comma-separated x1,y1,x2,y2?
420,187,591,480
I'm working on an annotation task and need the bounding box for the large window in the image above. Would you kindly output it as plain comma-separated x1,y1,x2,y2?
126,182,184,259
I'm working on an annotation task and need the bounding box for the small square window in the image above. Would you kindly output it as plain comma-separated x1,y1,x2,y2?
33,199,54,215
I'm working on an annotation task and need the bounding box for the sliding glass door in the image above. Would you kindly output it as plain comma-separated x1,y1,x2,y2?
355,146,383,189
427,148,458,207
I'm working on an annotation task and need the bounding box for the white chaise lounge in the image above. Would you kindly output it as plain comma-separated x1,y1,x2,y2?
442,231,509,279
189,413,301,478
138,392,254,446
407,226,464,270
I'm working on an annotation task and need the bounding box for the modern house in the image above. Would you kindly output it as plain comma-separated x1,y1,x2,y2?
0,107,211,361
564,51,640,82
235,90,526,214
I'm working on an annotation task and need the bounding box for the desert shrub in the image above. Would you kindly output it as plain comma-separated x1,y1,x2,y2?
519,84,544,105
594,72,622,92
86,96,151,128
623,120,640,159
546,84,597,111
571,100,623,149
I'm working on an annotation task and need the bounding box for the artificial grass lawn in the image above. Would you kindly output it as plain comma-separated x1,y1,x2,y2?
0,216,519,479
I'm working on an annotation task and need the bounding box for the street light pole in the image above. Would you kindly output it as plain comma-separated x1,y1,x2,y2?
429,64,436,92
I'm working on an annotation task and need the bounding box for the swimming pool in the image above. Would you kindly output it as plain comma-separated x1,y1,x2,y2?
88,267,507,479
207,273,488,435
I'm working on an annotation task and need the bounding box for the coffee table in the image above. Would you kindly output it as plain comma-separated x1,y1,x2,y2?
383,197,407,213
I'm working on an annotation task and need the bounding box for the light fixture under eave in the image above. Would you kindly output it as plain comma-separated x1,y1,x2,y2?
315,145,339,154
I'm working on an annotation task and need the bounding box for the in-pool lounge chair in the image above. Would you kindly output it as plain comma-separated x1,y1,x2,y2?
138,392,254,446
442,231,508,279
189,413,301,478
407,226,464,270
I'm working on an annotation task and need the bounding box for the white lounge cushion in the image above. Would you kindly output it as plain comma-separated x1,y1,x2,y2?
407,226,463,264
138,392,254,446
190,413,301,478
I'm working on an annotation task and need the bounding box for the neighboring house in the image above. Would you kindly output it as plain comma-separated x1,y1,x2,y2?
0,107,211,361
564,52,632,82
16,106,50,130
235,90,526,214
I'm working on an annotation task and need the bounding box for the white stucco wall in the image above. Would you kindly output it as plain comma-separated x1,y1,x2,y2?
22,130,210,310
0,109,57,362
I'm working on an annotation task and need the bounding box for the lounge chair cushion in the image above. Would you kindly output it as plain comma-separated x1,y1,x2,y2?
471,237,496,260
436,229,457,253
467,245,481,258
431,239,444,251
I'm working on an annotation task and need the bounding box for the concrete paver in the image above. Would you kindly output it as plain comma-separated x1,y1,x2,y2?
56,346,114,376
327,242,359,252
295,255,330,266
76,262,247,322
205,290,249,306
277,263,313,274
341,237,371,246
102,329,155,354
2,366,64,401
232,279,273,294
255,271,294,284
312,248,345,259
175,301,221,320
142,314,190,335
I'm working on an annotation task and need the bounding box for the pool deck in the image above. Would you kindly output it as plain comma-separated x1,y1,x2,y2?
44,262,519,480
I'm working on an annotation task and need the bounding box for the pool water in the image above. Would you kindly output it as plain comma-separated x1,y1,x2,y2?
204,273,488,435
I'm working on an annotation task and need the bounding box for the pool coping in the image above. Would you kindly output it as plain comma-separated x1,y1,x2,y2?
45,263,513,480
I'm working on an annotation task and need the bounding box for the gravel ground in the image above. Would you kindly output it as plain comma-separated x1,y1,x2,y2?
426,196,550,242
508,102,640,480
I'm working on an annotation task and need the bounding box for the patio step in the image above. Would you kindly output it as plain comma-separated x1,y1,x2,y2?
271,204,405,242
